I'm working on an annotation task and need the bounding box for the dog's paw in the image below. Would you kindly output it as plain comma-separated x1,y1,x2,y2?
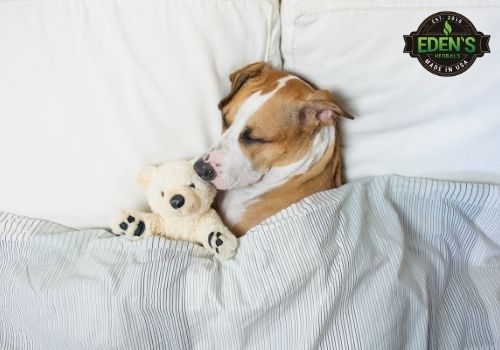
207,231,239,259
111,210,150,240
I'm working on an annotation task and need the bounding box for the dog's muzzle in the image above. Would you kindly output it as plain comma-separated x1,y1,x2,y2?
194,159,216,181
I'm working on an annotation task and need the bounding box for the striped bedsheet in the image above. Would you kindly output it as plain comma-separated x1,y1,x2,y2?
1,175,499,349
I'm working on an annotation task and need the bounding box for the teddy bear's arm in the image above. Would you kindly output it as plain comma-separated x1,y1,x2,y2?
196,210,239,259
111,210,163,240
140,212,163,235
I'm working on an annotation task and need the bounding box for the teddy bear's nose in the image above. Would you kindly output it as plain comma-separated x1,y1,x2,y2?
169,194,185,209
193,158,216,181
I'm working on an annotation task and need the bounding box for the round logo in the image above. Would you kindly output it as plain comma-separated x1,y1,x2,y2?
404,11,490,77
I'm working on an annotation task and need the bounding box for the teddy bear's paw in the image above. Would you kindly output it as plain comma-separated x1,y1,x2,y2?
111,211,151,240
208,231,239,259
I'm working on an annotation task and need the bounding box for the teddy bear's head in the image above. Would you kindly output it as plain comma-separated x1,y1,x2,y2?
138,160,217,218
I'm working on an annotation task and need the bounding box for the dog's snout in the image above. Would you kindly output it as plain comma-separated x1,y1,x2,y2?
169,194,185,209
194,159,216,181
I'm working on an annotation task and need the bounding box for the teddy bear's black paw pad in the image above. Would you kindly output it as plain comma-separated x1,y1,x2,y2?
127,215,135,223
133,221,146,236
119,222,128,230
208,232,225,253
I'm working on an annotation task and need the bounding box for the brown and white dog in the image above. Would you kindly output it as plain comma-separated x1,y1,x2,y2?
194,62,353,237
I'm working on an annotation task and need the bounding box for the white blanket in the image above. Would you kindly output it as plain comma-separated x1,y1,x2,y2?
1,175,499,349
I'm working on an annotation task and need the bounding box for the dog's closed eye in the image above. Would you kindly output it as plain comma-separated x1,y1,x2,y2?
239,128,269,145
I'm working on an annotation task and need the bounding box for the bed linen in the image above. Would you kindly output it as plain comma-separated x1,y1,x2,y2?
1,175,499,349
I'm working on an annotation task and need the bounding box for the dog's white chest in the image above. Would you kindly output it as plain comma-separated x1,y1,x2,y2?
218,189,255,227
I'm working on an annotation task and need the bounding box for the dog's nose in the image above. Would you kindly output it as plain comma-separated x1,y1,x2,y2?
169,194,185,209
193,159,216,181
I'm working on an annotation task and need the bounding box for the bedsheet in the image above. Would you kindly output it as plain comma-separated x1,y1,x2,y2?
1,175,499,349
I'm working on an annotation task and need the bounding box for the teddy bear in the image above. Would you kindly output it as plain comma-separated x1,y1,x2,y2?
110,160,238,259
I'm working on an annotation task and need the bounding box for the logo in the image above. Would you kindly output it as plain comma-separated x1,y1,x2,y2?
404,11,490,76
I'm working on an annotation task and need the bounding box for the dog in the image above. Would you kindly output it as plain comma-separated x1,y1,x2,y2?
194,62,353,237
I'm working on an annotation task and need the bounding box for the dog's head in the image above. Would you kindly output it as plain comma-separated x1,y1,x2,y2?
194,62,353,190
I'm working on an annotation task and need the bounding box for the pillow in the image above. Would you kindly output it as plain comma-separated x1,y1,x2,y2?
281,0,500,184
0,0,281,228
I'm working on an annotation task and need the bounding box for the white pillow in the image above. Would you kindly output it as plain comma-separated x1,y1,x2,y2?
281,0,500,184
0,0,281,228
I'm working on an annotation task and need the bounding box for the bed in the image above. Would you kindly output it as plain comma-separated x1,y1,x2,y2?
1,0,499,349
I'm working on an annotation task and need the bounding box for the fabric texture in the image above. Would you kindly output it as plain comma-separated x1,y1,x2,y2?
1,175,499,349
280,0,500,185
0,0,281,229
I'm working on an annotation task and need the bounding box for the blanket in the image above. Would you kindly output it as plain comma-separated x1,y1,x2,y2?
1,175,499,349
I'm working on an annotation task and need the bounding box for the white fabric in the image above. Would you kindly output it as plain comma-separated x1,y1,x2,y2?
0,0,281,229
281,0,500,184
1,175,500,349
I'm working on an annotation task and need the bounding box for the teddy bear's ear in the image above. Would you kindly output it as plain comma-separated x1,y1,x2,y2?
137,165,158,190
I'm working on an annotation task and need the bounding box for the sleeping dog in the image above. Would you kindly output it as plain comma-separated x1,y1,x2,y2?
194,62,353,237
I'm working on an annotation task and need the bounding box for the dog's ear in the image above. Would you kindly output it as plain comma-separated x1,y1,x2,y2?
299,90,354,130
218,62,269,110
137,165,158,190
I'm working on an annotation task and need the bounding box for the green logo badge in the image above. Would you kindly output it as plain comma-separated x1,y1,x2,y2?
404,11,490,76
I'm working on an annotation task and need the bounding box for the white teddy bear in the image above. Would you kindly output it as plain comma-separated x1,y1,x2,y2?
111,160,238,259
